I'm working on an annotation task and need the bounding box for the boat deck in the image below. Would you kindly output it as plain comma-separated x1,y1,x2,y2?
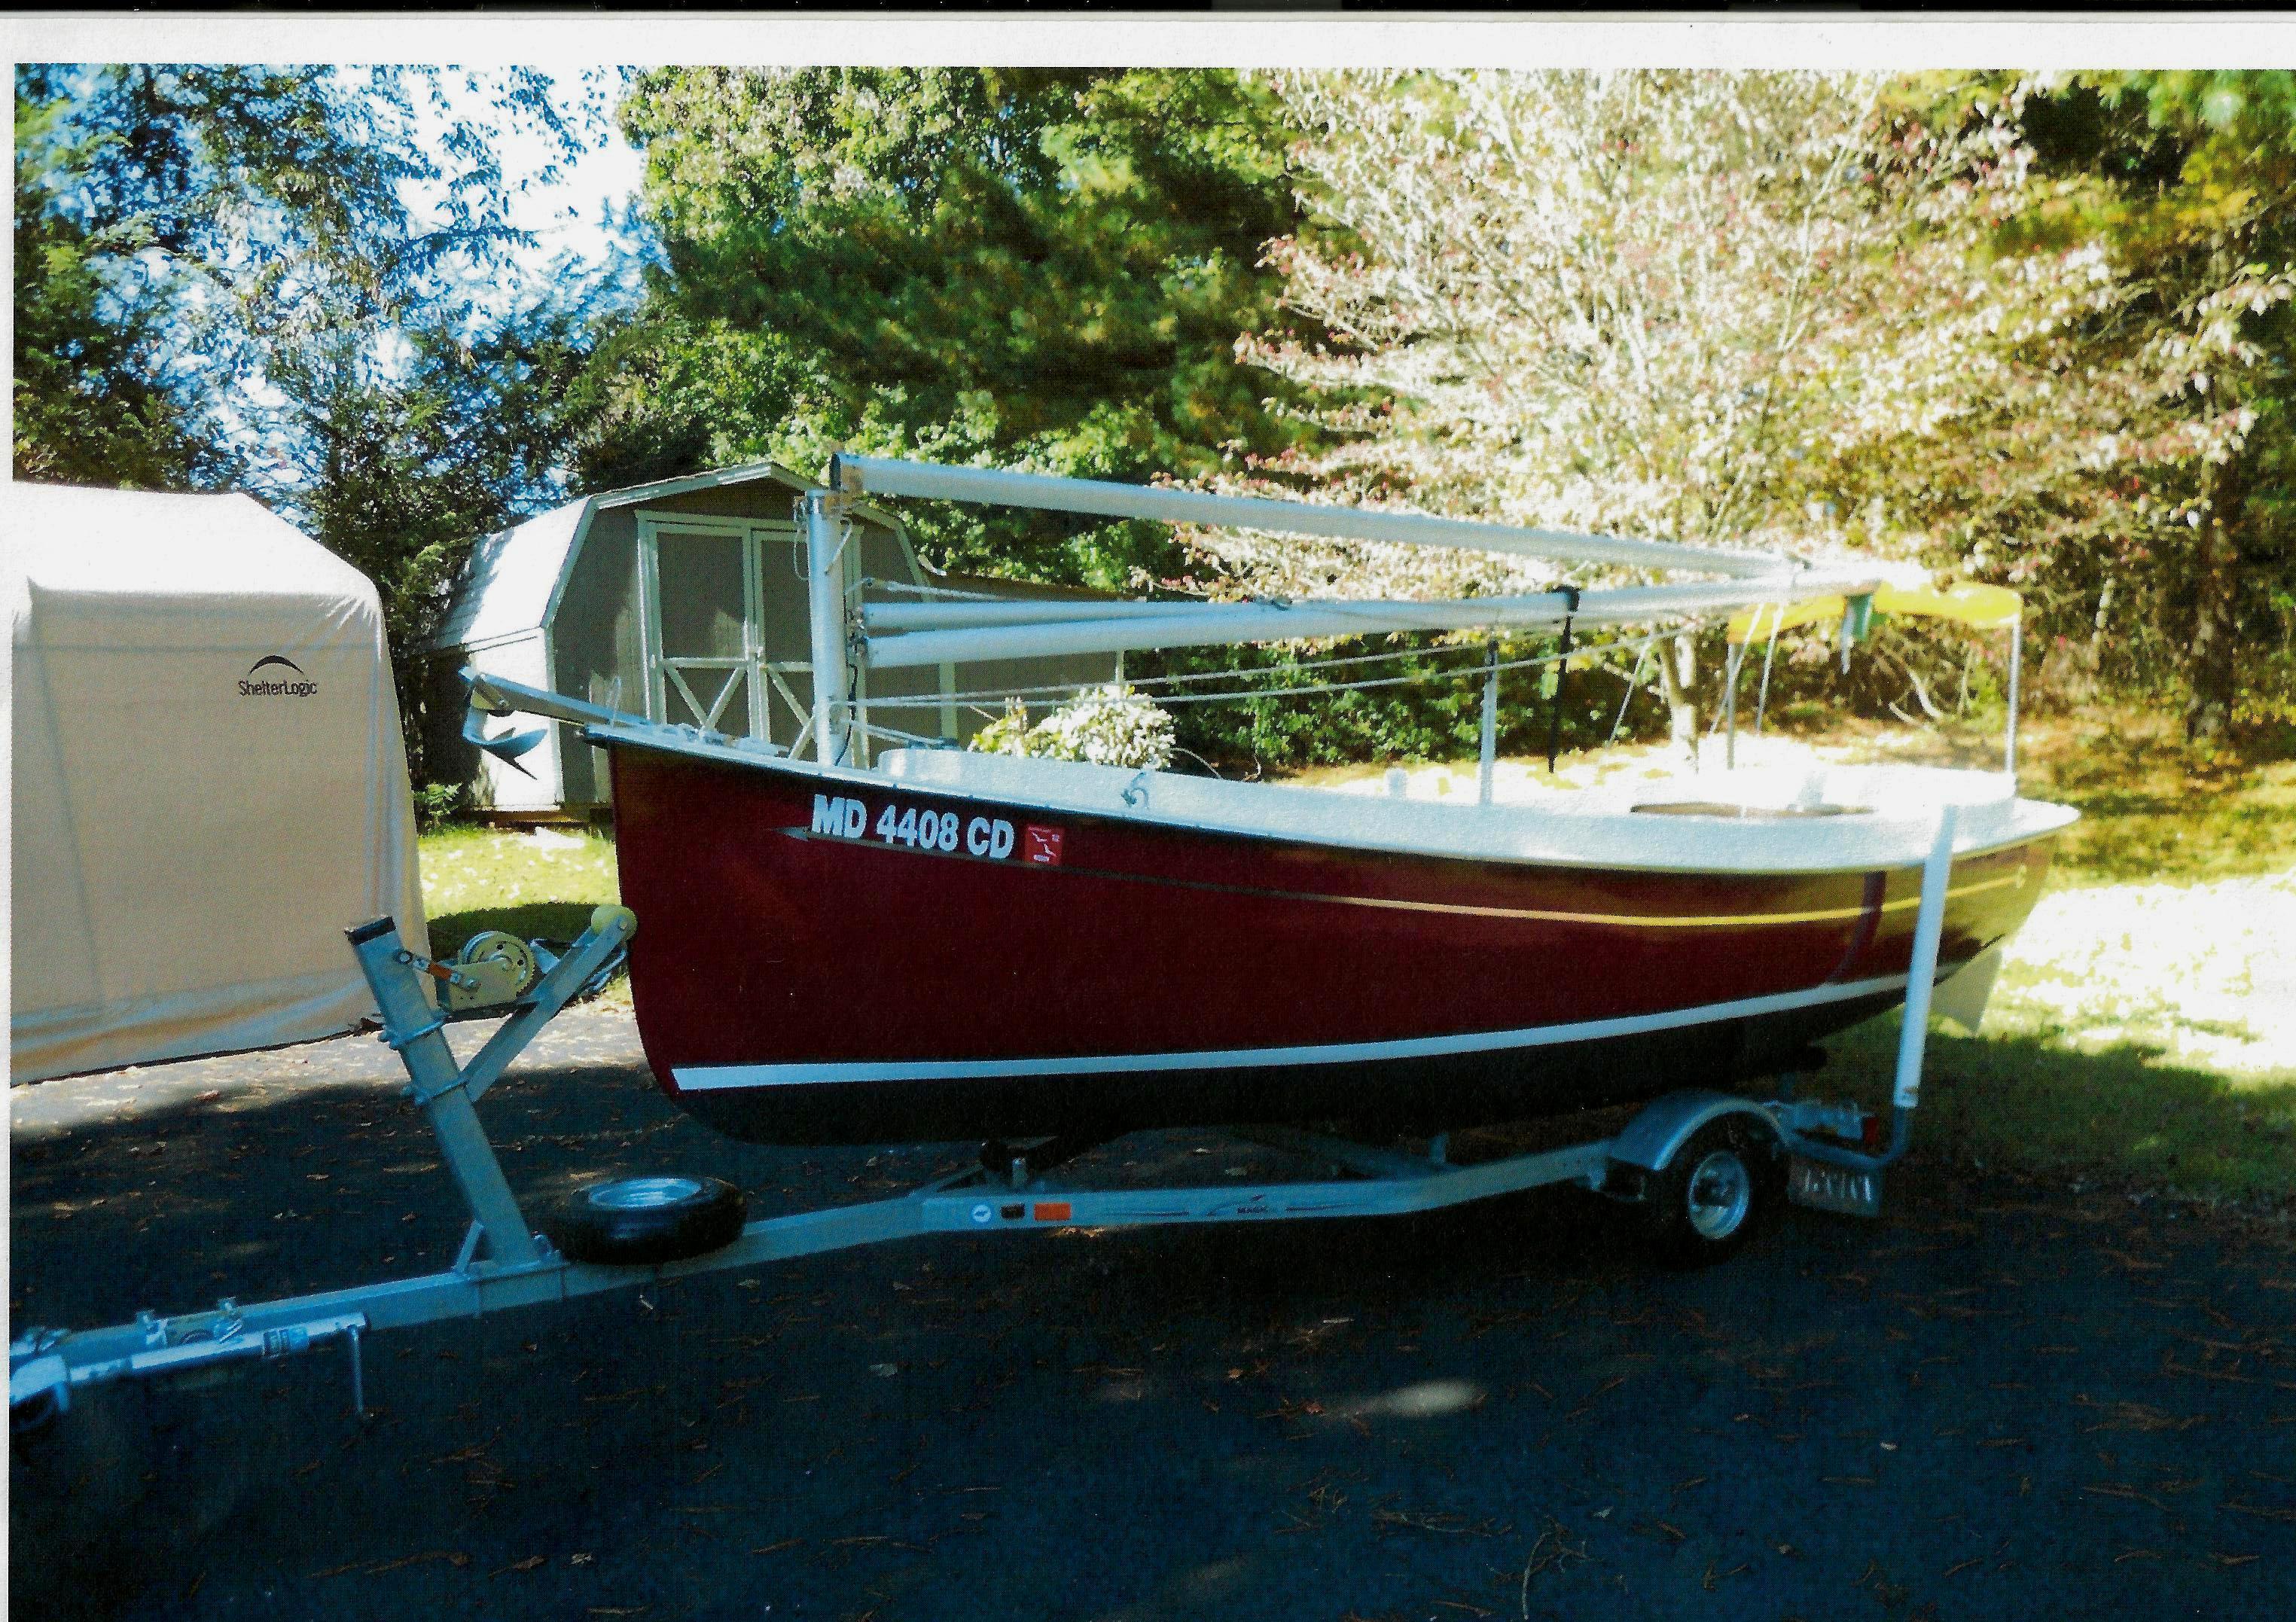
872,746,2077,875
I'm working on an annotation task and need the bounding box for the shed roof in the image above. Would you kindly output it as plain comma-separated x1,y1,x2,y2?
422,460,844,654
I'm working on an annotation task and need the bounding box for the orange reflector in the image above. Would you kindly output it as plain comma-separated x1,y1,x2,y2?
1033,1202,1072,1222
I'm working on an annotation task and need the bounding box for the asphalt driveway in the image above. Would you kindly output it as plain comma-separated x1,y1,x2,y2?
11,1008,2294,1620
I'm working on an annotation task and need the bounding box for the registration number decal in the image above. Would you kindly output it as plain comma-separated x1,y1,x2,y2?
810,794,1020,860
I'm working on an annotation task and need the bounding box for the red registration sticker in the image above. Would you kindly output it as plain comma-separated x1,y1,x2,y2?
1023,825,1064,866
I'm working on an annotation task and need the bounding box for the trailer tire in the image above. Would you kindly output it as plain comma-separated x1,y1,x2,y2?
549,1176,747,1266
1642,1115,1783,1268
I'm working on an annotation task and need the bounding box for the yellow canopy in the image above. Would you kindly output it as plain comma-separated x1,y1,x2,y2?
1872,581,2023,630
1724,596,1845,645
1726,581,2020,643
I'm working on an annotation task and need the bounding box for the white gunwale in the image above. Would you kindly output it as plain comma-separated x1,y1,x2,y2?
590,720,2076,880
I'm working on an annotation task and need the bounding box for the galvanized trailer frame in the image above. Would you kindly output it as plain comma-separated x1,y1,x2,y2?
8,812,1958,1428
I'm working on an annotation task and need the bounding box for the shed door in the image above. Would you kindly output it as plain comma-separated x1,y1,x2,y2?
751,526,815,743
643,521,759,736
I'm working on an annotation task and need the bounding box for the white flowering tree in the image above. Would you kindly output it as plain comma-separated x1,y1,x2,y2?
1218,71,2116,749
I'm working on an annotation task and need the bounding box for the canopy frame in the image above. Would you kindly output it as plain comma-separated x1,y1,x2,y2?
806,454,1936,776
1721,587,2026,782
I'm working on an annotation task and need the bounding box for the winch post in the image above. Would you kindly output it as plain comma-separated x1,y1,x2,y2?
346,919,541,1269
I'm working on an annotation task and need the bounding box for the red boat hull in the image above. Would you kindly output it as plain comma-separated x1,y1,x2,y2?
608,742,2055,1145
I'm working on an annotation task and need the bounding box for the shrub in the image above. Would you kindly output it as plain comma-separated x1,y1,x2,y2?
971,685,1176,770
412,779,468,831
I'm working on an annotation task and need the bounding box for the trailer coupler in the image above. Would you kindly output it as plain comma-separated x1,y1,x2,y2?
10,903,639,1431
11,1306,368,1431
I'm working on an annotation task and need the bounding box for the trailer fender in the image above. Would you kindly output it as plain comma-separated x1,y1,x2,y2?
10,1350,69,1431
1605,1090,1783,1178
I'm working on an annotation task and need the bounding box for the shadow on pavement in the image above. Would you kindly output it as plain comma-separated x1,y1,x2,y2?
11,1010,2295,1621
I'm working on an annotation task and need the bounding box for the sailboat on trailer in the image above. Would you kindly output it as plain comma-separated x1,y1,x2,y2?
466,456,2075,1145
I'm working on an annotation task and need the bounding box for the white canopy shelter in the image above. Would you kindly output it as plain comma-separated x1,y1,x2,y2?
9,483,427,1083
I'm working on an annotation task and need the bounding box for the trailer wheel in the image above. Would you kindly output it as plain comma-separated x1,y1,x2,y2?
550,1176,747,1266
1642,1116,1783,1268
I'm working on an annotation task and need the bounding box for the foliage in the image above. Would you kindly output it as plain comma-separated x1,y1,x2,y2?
972,685,1177,770
1150,633,1650,773
21,63,2296,780
1587,71,2296,737
12,74,233,487
1986,72,2296,737
12,63,602,566
410,779,469,833
15,64,590,335
1224,69,2296,745
578,69,1320,590
1225,72,2099,608
14,63,614,782
273,303,597,663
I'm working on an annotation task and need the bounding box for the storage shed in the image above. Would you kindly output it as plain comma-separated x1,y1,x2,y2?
419,462,1121,819
10,483,427,1082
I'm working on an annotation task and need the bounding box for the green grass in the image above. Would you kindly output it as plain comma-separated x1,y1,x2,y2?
421,705,2296,1205
1797,709,2296,1209
2017,715,2296,888
1825,1017,2296,1209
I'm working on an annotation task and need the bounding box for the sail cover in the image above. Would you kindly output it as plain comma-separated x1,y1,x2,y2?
8,484,428,1083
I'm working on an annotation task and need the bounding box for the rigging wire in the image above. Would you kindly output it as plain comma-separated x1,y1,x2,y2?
858,576,1041,602
865,645,1575,712
1605,638,1655,748
858,632,1500,703
858,623,1694,715
852,718,950,748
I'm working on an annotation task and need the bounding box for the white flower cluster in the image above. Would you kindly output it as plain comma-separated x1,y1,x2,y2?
971,686,1177,770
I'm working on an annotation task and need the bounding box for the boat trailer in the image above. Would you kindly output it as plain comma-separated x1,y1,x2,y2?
8,813,1964,1432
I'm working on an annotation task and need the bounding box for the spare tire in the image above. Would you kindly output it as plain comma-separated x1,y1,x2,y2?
550,1175,747,1266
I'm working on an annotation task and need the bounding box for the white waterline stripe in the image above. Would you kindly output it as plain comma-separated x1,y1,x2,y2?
672,972,1913,1093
